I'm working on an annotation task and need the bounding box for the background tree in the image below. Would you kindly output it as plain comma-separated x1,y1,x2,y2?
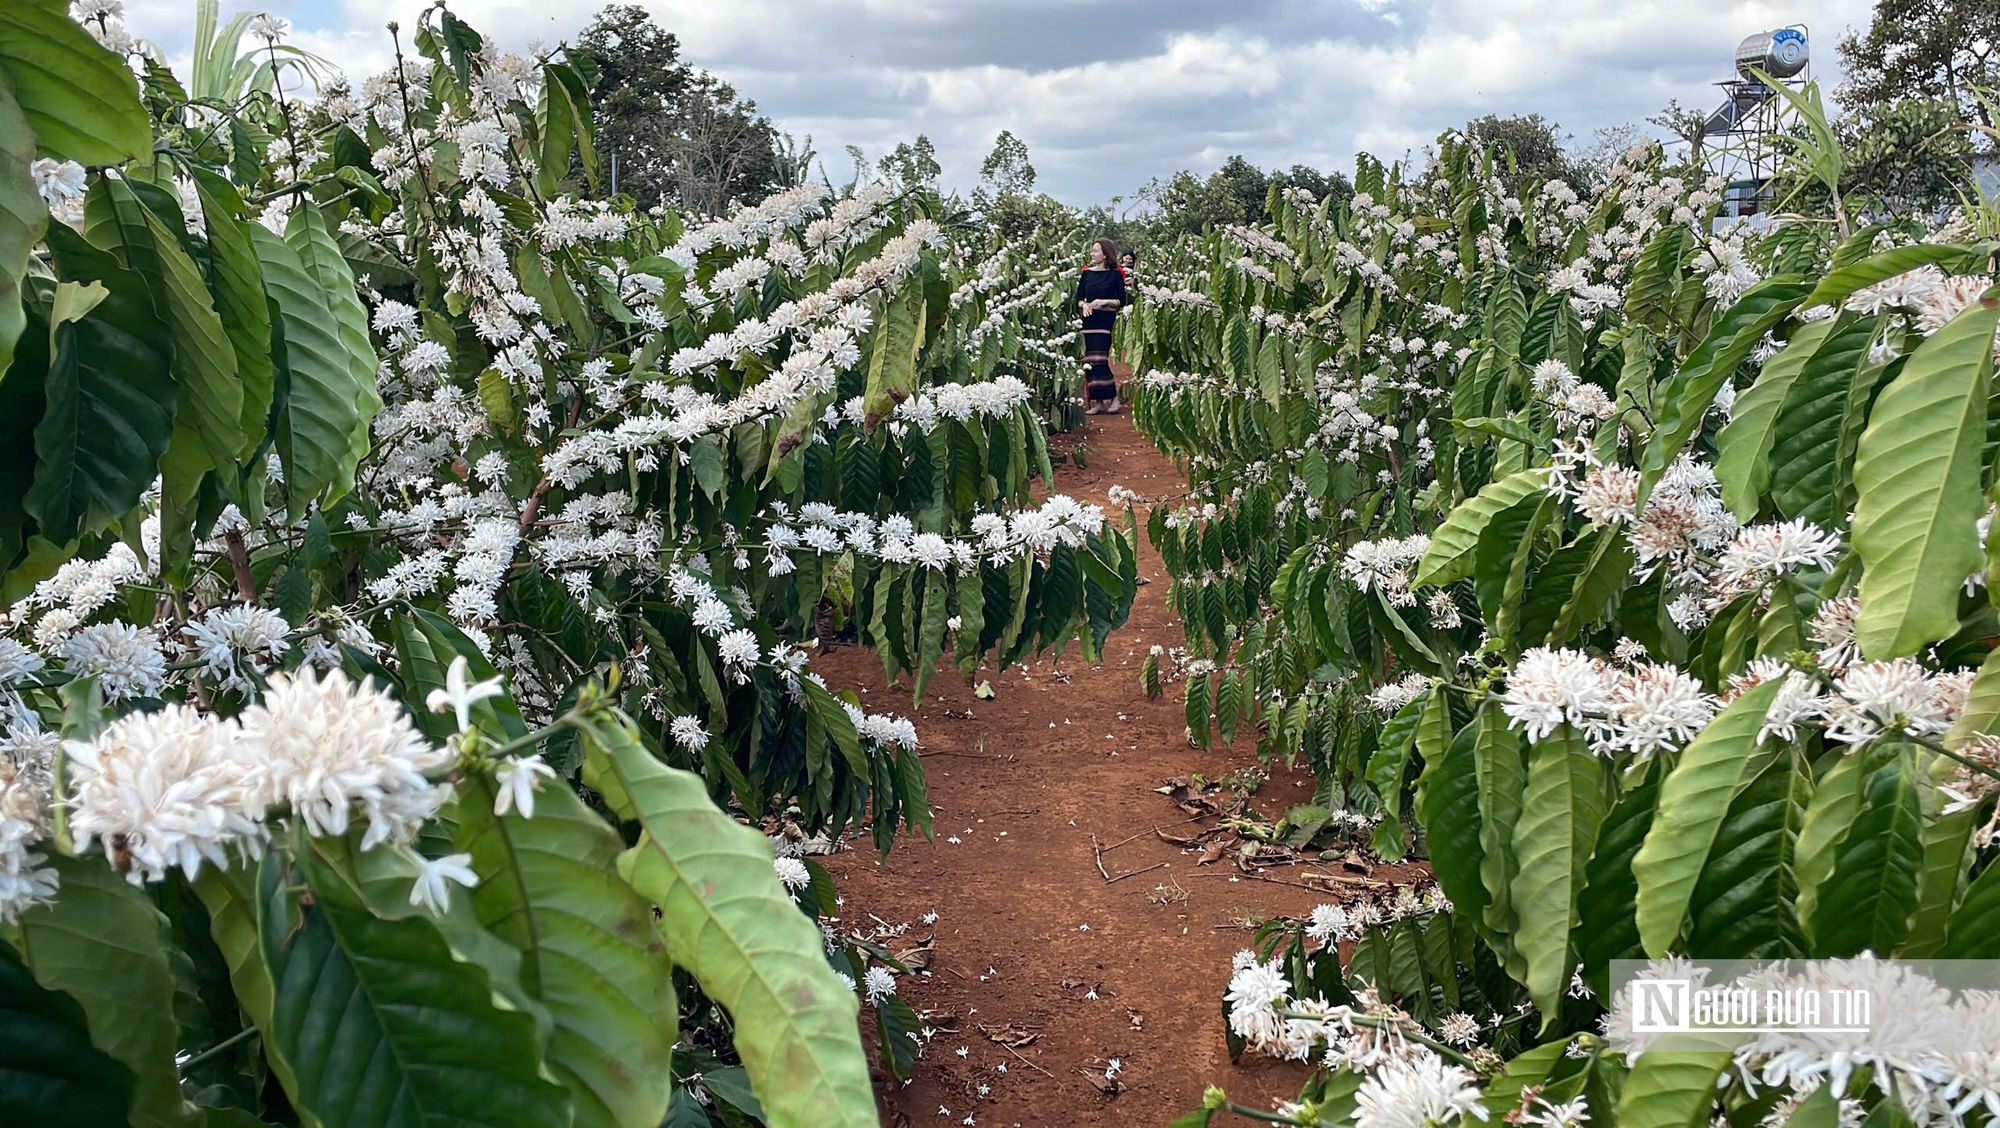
1466,112,1586,193
577,4,780,211
974,130,1055,237
1839,0,1999,134
1569,122,1649,187
1133,159,1351,243
1840,98,1977,214
576,4,688,205
771,130,817,188
1647,97,1713,168
977,129,1036,196
879,134,941,192
1215,154,1270,224
1149,168,1244,235
662,72,780,214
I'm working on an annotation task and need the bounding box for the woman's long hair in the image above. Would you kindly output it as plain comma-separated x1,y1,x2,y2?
1089,236,1117,269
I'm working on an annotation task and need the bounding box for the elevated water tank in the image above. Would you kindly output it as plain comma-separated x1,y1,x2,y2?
1735,27,1808,80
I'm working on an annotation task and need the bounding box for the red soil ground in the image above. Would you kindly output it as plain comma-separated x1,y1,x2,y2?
815,401,1352,1127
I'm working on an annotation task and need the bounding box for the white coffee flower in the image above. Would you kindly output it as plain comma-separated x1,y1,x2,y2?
237,667,453,849
408,851,479,914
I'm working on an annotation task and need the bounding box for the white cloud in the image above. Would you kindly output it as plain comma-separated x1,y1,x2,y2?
120,0,1875,202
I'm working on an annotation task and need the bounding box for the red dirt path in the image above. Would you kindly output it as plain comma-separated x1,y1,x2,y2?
815,405,1333,1127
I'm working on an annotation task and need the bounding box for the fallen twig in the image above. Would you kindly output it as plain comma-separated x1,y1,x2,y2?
1091,834,1170,884
1191,870,1390,893
1105,861,1169,885
1097,813,1206,855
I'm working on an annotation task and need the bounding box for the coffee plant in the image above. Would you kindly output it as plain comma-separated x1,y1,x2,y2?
0,3,1138,1127
1127,103,2000,1127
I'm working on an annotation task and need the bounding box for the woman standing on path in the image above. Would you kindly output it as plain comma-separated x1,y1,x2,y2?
1076,237,1127,414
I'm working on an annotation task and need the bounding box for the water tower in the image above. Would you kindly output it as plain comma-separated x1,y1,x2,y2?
1700,26,1809,218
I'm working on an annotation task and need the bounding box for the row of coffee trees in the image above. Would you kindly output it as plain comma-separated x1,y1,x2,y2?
1121,83,2000,1127
0,3,1135,1126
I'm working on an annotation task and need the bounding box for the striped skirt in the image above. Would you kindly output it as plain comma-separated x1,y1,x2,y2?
1082,329,1115,401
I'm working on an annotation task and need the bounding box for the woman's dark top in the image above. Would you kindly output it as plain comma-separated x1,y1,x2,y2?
1075,267,1127,333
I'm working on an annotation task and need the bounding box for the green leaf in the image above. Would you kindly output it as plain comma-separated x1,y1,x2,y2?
1480,1039,1572,1118
1452,415,1537,448
191,860,316,1126
534,63,578,197
187,172,273,449
8,854,187,1128
1639,278,1813,498
0,0,150,165
0,75,46,380
1947,646,2000,750
1785,1083,1840,1128
862,291,923,425
545,64,596,189
954,559,987,676
1412,468,1547,588
1616,1053,1731,1128
1217,668,1241,746
1256,332,1282,404
1510,725,1605,1027
1548,530,1635,646
1623,225,1689,331
912,568,948,703
29,227,175,543
1577,765,1659,980
1903,806,1976,957
580,711,876,1128
478,368,518,435
1940,846,2000,957
1631,679,1783,957
267,841,573,1128
1808,747,1924,956
454,774,678,1128
1851,289,2000,658
1185,669,1212,750
1715,317,1836,520
250,222,367,514
1410,694,1474,893
1473,702,1528,977
84,175,244,473
1768,314,1876,525
1225,312,1251,381
1685,745,1807,958
1474,492,1550,649
285,204,380,508
0,934,134,1128
1368,693,1427,827
1793,746,1877,932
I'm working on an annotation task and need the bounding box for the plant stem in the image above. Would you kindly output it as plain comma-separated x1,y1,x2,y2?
178,1024,261,1073
482,714,583,760
1225,1102,1310,1124
1906,733,2000,783
223,529,259,605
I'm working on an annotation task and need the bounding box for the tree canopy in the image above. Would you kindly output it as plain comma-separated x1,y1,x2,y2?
575,4,780,211
1839,0,1999,134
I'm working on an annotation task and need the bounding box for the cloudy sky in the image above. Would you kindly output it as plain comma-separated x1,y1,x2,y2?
119,0,1876,204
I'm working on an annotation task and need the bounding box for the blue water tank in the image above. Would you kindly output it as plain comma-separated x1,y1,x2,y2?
1736,27,1809,80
